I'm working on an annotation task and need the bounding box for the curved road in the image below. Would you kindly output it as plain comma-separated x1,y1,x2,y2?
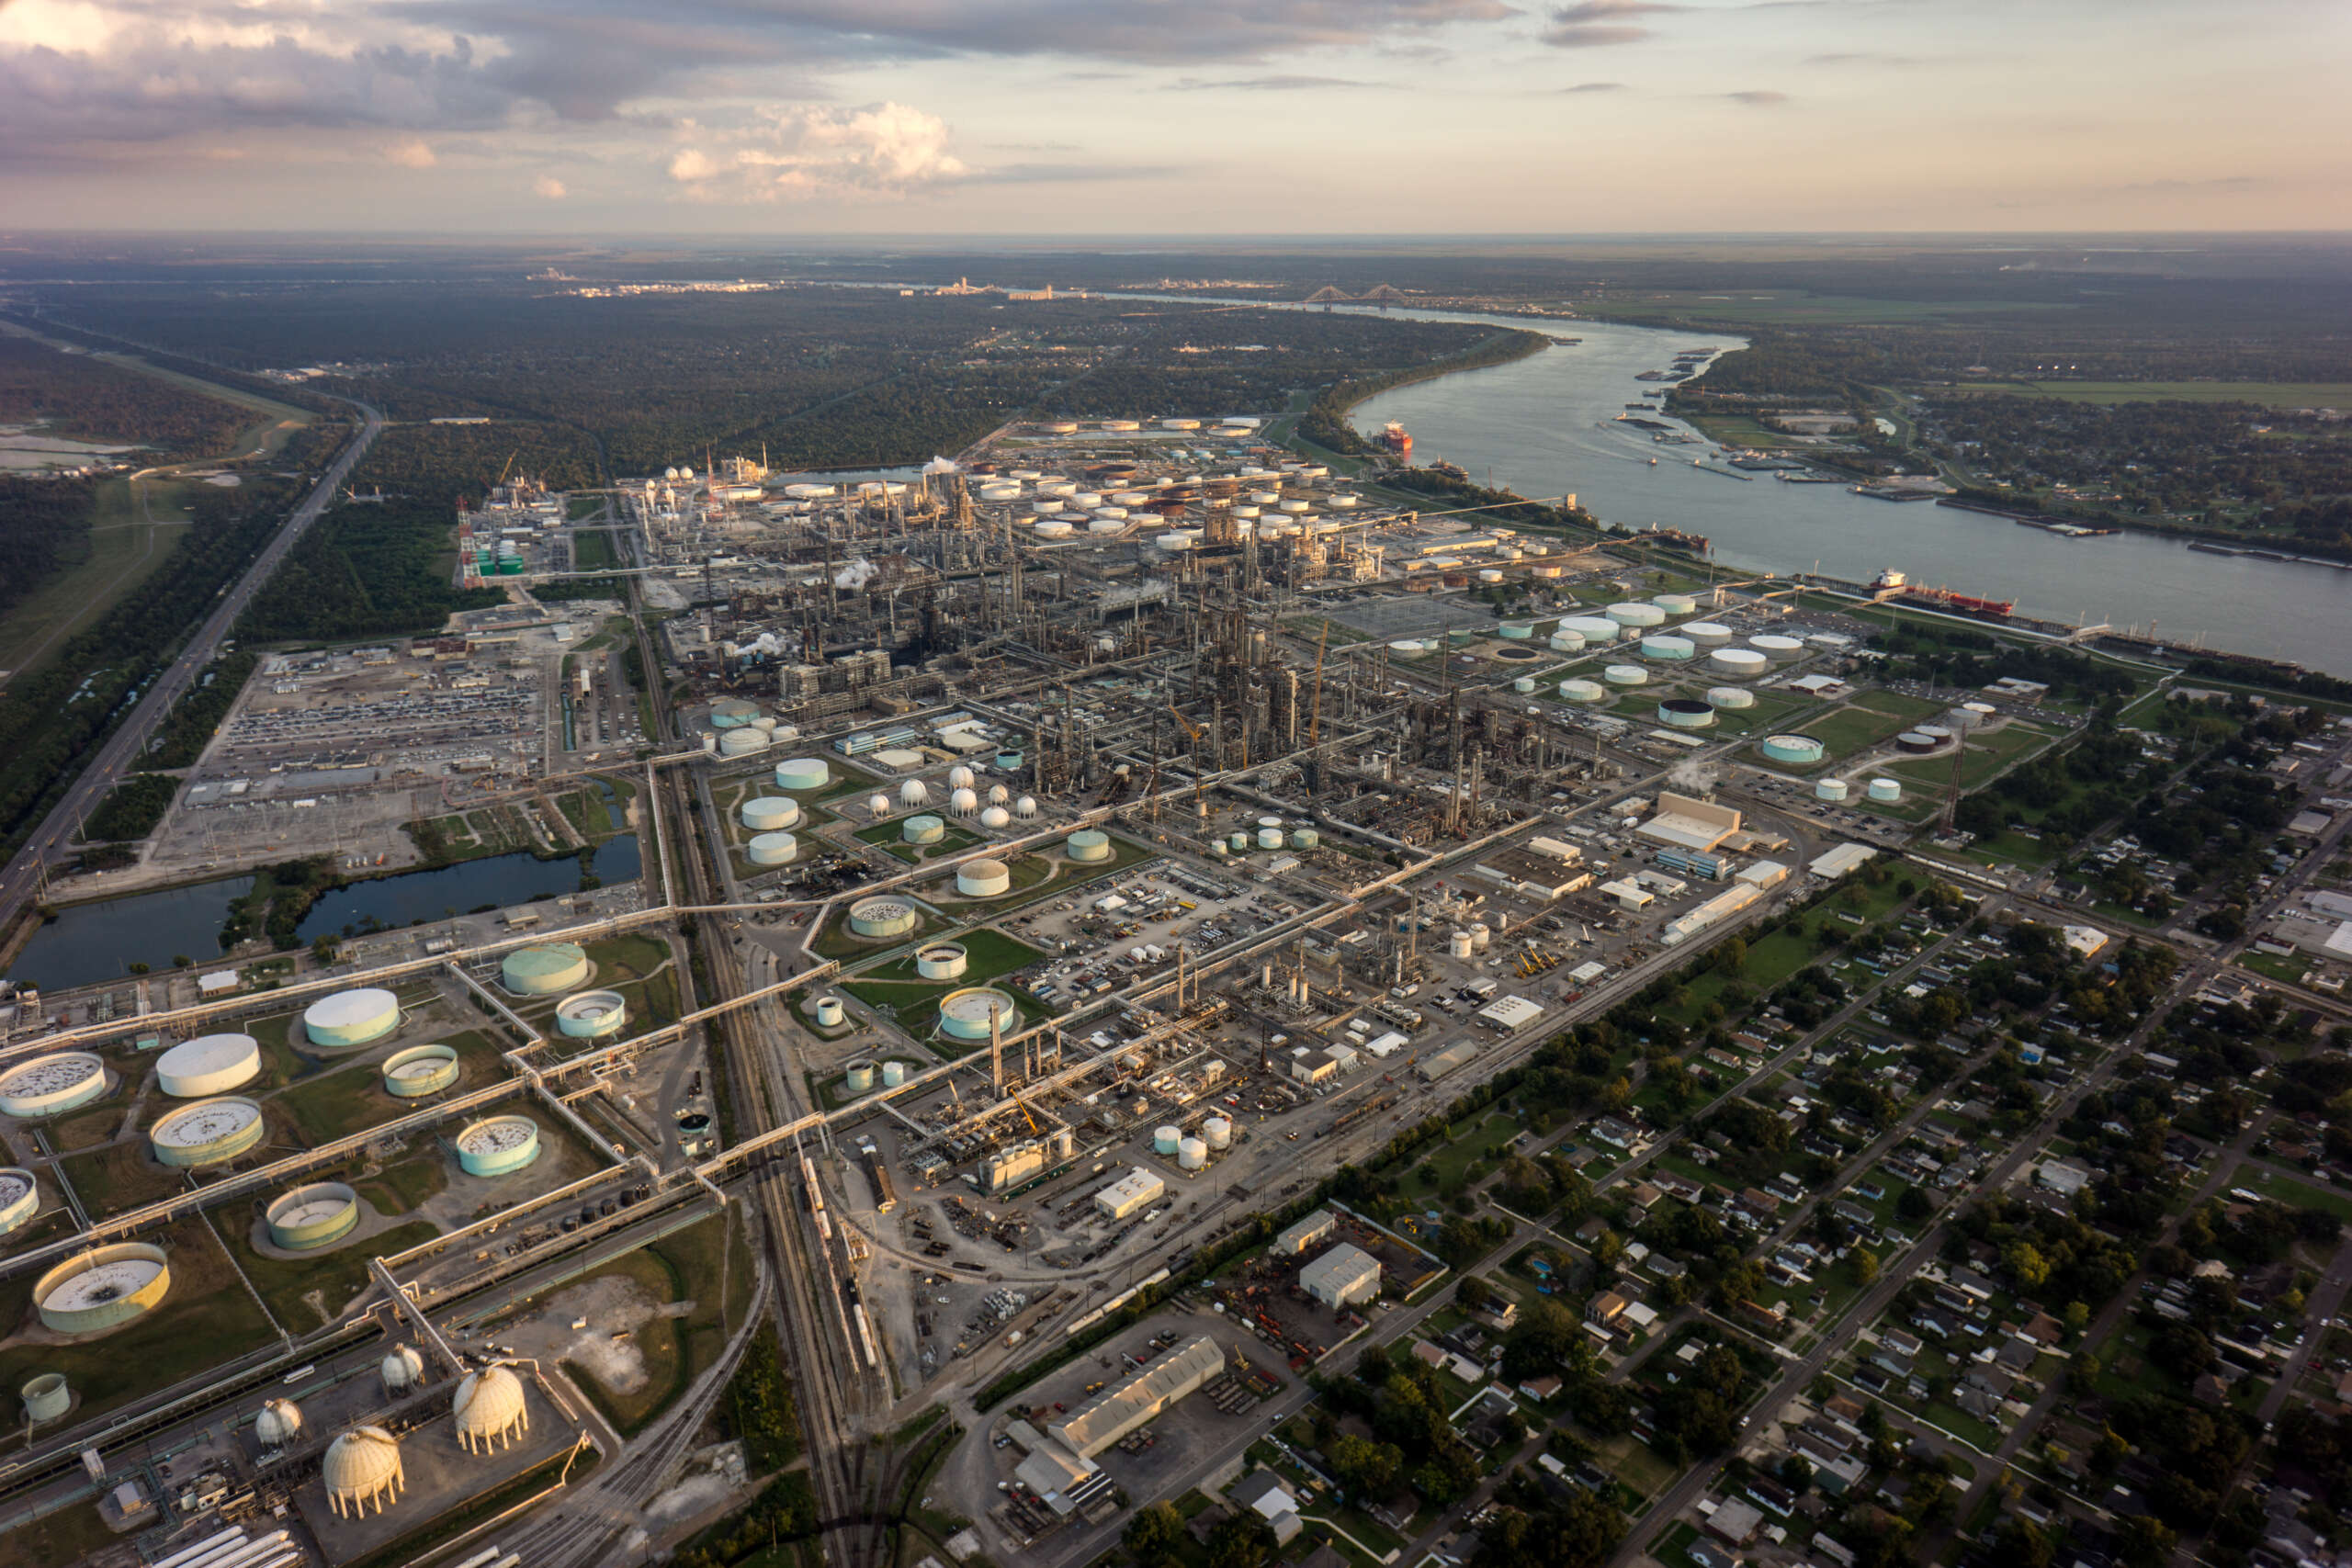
0,395,383,925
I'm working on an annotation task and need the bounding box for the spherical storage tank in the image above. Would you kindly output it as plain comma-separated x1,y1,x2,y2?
867,793,892,818
1179,1137,1208,1172
21,1373,70,1423
917,943,969,981
1707,686,1756,710
1604,664,1649,687
774,757,831,792
850,897,919,939
1868,777,1905,803
502,942,589,997
938,987,1017,1042
456,1114,541,1177
34,1242,171,1335
1154,1125,1181,1156
304,987,400,1048
1750,635,1805,662
1558,679,1608,704
454,1364,530,1453
741,795,801,831
153,1033,260,1099
1679,621,1734,649
1711,647,1768,677
948,764,976,792
748,831,797,866
380,1344,425,1395
0,1054,107,1118
0,1168,38,1238
901,814,945,845
1816,778,1851,802
1561,615,1622,644
956,859,1012,898
151,1098,265,1168
1607,602,1667,629
1641,635,1695,662
1761,734,1826,765
899,780,933,811
1657,698,1716,729
266,1181,360,1250
949,787,979,818
718,728,768,758
382,1044,459,1098
555,990,627,1038
256,1397,304,1449
980,805,1012,829
323,1427,405,1518
1204,1116,1233,1151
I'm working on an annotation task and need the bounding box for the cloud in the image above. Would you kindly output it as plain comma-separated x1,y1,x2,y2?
977,161,1193,184
1168,75,1370,91
666,101,968,200
1541,0,1679,48
2120,175,2259,192
533,174,567,198
1724,89,1790,105
1804,51,1921,66
385,137,437,168
1557,80,1626,92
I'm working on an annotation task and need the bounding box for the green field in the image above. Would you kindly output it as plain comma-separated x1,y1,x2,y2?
1882,720,2052,793
851,926,1044,986
560,1212,750,1435
0,472,197,676
1956,380,2352,409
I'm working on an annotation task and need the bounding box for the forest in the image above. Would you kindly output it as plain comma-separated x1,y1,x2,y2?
0,474,97,618
0,333,253,453
237,498,504,644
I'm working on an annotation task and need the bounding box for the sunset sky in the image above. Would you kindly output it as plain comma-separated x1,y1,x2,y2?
1,0,2344,232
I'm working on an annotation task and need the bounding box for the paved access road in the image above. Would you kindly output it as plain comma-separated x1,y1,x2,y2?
0,395,382,927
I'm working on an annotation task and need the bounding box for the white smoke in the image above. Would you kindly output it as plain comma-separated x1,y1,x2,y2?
1666,761,1719,795
922,456,959,475
833,557,877,591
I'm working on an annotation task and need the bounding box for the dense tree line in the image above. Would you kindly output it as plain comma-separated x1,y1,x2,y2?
150,649,260,768
83,773,179,842
0,334,252,454
0,474,96,616
237,497,503,643
718,1325,800,1472
353,421,604,500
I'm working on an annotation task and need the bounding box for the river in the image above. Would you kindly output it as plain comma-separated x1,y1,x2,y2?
5,835,640,991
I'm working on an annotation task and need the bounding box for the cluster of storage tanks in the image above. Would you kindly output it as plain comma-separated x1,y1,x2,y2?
1151,1114,1234,1171
842,1057,918,1094
1211,815,1317,859
1819,777,1905,803
975,456,1351,547
1543,596,1811,700
308,1359,533,1518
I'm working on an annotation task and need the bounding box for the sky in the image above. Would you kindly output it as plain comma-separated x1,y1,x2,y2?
1,0,2346,234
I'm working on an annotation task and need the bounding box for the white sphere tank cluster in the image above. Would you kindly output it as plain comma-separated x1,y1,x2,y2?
152,1097,266,1168
304,987,401,1048
0,1053,107,1118
154,1033,261,1099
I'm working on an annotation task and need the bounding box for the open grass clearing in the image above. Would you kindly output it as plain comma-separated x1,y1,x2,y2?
2233,1163,2352,1224
1954,380,2352,408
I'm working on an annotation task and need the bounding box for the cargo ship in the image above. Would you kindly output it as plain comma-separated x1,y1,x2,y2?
1871,568,2015,618
1378,421,1412,457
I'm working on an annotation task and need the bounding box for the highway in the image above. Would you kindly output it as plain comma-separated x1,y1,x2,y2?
0,393,384,928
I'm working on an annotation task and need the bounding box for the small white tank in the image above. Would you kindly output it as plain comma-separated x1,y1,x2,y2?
1179,1137,1208,1171
949,786,979,817
1450,931,1475,959
980,806,1012,829
948,764,976,791
1014,795,1039,819
868,793,892,818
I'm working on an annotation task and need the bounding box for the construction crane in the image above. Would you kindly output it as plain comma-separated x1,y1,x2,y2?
494,448,521,488
1166,703,1210,815
1005,1086,1043,1137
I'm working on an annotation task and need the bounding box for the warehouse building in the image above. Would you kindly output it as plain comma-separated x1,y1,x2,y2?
1273,1210,1338,1258
1418,1041,1480,1082
1094,1168,1166,1221
1300,1243,1383,1309
1048,1336,1226,1457
1636,792,1743,852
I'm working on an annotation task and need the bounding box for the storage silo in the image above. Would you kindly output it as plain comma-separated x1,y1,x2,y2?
1513,676,1538,694
989,783,1011,805
151,1097,266,1168
303,987,401,1047
899,778,931,807
1015,795,1039,819
1450,931,1475,959
774,758,831,792
1868,778,1905,803
1256,827,1284,850
1816,777,1851,802
741,795,801,831
1471,923,1491,952
1679,621,1734,649
382,1044,459,1098
902,814,945,844
380,1344,424,1395
1204,1116,1233,1151
0,1054,107,1119
867,793,893,818
153,1033,261,1099
456,1114,541,1176
1895,730,1940,754
956,859,1012,897
709,698,759,729
917,943,969,981
880,1060,909,1089
1153,1125,1182,1156
938,988,1017,1042
1651,592,1698,616
1228,831,1251,851
1290,828,1320,849
502,942,589,996
748,831,797,865
844,1059,876,1094
1561,615,1623,644
21,1373,70,1424
815,997,847,1029
554,989,628,1038
1179,1137,1208,1171
1548,629,1587,654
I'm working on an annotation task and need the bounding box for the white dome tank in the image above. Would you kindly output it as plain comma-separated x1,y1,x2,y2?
868,793,893,818
980,806,1012,829
948,764,976,791
899,779,931,807
323,1427,405,1518
988,784,1011,806
1015,795,1039,819
453,1364,530,1453
380,1344,424,1394
257,1396,303,1448
949,787,979,817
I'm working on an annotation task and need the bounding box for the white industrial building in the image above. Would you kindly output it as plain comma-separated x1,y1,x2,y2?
1636,791,1743,852
1300,1242,1383,1310
1809,843,1878,879
1093,1168,1166,1221
1049,1336,1226,1456
1476,996,1544,1030
1661,885,1763,946
1598,878,1655,910
1273,1210,1338,1258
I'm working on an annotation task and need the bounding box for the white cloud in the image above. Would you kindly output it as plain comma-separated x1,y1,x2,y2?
385,138,436,168
668,102,968,201
533,174,567,197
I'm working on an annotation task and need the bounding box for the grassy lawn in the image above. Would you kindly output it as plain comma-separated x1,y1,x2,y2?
2233,1164,2352,1224
0,1497,121,1568
1786,691,1946,762
1883,721,2052,792
1956,380,2352,408
852,926,1045,986
560,1211,747,1436
355,1152,449,1216
1411,1111,1524,1193
855,818,982,863
57,1136,187,1215
218,1212,440,1331
0,471,197,677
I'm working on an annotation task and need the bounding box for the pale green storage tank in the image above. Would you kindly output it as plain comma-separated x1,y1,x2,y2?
502,942,589,996
1066,829,1113,863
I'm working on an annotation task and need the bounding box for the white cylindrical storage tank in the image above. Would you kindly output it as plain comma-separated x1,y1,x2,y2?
1640,634,1696,662
881,1060,910,1089
709,697,759,729
939,987,1016,1041
980,806,1012,829
1680,621,1734,649
1015,795,1039,819
266,1182,361,1250
1066,829,1113,863
956,859,1012,897
1471,923,1491,952
1607,602,1667,628
1256,827,1283,850
1035,517,1074,538
1548,630,1587,654
1868,777,1904,803
843,1059,876,1093
917,943,969,981
1154,1125,1182,1156
748,831,797,865
1761,735,1826,765
502,942,590,997
0,1054,107,1119
867,793,893,818
1816,777,1851,802
1751,635,1805,662
1179,1137,1207,1172
718,728,768,758
21,1373,70,1424
153,1033,261,1099
453,1364,530,1453
150,1097,265,1168
34,1242,171,1335
456,1114,541,1176
1707,686,1757,710
382,1044,459,1098
901,814,945,844
949,786,979,818
948,764,976,791
323,1427,406,1518
1513,676,1538,694
774,757,831,792
1204,1116,1233,1151
304,987,400,1047
1658,698,1716,729
1562,615,1623,644
849,897,919,938
741,795,801,831
1652,592,1699,616
1604,664,1648,686
1450,931,1476,960
751,716,779,736
815,997,847,1029
1961,701,1998,724
1477,569,1505,585
899,778,931,807
1558,678,1607,704
0,1169,38,1238
1711,647,1769,678
555,989,628,1038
